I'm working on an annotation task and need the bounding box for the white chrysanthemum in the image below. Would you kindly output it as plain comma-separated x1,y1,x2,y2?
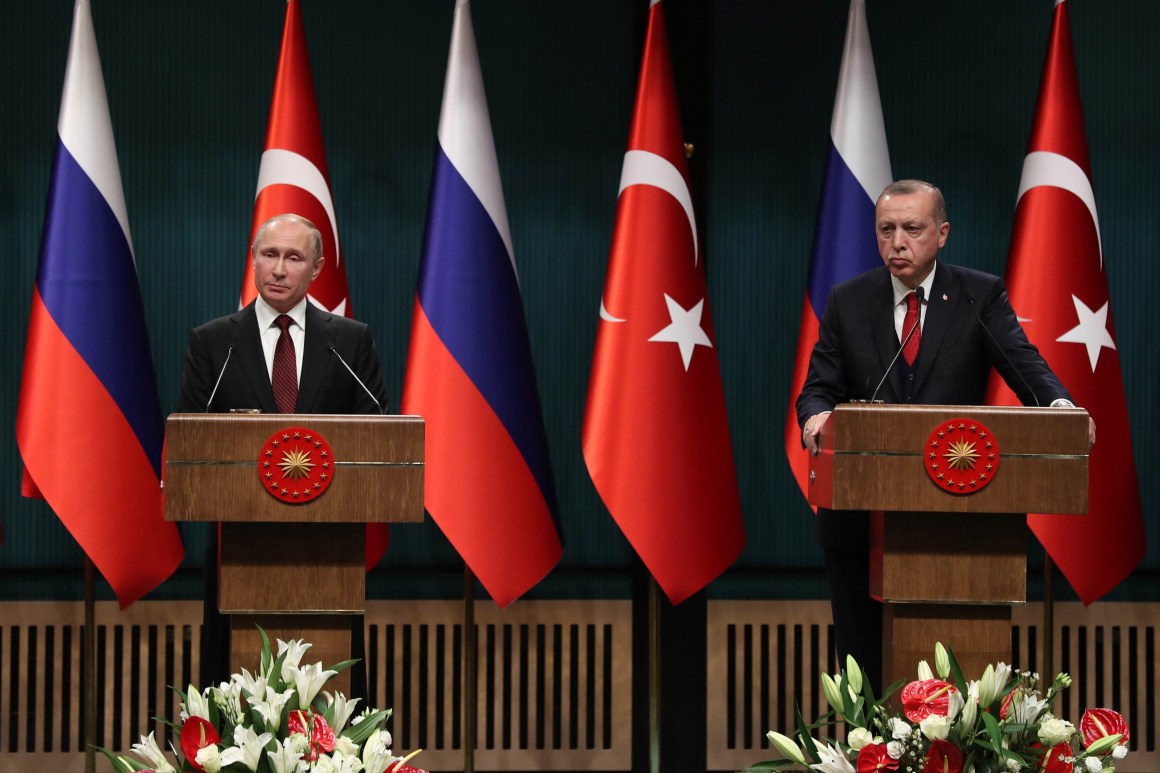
886,741,904,760
1085,756,1104,773
888,717,912,740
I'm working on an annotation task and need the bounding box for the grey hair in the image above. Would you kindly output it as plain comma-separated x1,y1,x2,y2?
251,213,324,260
878,180,947,224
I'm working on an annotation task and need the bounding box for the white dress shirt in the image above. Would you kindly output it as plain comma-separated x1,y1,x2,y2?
254,296,307,384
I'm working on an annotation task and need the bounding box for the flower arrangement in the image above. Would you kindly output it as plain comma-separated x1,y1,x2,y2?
756,643,1129,773
100,628,427,773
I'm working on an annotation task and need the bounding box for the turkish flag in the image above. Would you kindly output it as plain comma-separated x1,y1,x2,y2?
241,0,352,319
987,0,1145,604
243,0,386,568
582,0,743,606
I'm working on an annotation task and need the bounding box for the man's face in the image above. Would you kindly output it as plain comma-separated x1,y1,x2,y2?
252,219,324,313
876,190,949,288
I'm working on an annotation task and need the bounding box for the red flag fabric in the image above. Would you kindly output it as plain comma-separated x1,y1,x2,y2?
987,0,1145,604
582,0,743,606
17,0,183,607
244,0,386,568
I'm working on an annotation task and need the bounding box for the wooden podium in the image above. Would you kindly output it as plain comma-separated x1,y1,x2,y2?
164,414,424,694
808,404,1088,683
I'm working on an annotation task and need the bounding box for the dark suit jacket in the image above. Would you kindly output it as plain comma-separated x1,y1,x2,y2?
177,301,388,415
795,262,1071,549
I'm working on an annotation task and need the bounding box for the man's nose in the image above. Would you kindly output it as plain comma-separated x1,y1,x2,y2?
891,231,907,250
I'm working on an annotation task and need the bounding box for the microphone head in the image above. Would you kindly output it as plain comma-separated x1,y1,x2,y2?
915,286,926,302
963,288,976,304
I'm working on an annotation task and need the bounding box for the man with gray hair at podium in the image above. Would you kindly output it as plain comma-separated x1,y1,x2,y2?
177,212,388,693
795,180,1093,692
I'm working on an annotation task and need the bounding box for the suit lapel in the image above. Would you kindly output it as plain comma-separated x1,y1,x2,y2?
297,303,336,413
910,264,958,397
870,270,902,401
230,303,277,413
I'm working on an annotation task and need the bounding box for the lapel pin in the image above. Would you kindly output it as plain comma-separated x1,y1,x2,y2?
942,293,949,301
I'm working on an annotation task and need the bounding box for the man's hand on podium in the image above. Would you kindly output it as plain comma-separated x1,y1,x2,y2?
802,411,831,456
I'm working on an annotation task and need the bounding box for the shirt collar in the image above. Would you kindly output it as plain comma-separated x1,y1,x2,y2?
255,296,309,332
891,262,937,307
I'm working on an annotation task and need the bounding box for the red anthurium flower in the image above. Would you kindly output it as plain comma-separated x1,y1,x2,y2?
923,740,963,773
901,680,959,723
1037,742,1074,773
179,717,220,772
1000,689,1015,720
1081,708,1130,746
289,709,337,761
857,744,900,773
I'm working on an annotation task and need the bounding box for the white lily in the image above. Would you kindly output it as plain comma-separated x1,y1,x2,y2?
278,637,313,682
325,691,362,734
268,737,307,773
236,666,269,703
917,660,935,680
254,685,296,732
809,742,855,773
232,724,274,771
934,643,951,679
130,732,177,773
289,661,337,709
362,729,396,773
1008,691,1048,724
767,730,807,764
845,655,863,694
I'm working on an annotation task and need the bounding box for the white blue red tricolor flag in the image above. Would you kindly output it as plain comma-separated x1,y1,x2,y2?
401,0,562,607
583,0,743,605
17,0,183,608
784,0,892,503
988,0,1145,603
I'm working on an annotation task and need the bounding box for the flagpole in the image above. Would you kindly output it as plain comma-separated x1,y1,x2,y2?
84,555,96,773
649,577,661,773
464,565,476,773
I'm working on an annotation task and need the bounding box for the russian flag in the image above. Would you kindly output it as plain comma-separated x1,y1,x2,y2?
16,0,183,608
784,0,892,503
401,0,562,607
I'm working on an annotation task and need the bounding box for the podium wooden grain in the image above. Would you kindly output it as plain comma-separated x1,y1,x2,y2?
165,414,424,695
809,404,1088,683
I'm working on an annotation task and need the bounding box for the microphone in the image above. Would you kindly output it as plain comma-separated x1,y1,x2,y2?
328,345,386,415
205,345,234,412
964,288,1040,407
869,286,924,404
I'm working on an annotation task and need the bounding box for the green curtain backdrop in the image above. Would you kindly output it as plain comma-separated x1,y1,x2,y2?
3,1,1156,603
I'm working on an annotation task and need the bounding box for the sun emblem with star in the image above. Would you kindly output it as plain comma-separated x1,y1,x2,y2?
278,448,315,480
943,439,980,471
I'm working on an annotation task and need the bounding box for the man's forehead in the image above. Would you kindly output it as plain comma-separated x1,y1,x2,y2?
877,194,934,220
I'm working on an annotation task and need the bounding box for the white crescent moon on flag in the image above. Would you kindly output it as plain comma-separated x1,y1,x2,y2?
1016,150,1102,269
255,148,342,266
600,150,699,323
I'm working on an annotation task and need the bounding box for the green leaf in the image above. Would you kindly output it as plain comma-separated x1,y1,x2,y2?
946,647,968,695
980,712,1004,754
341,708,391,746
258,624,273,675
795,704,821,765
95,748,139,773
326,657,358,676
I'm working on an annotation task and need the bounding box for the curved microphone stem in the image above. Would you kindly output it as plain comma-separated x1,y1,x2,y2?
869,286,924,404
328,345,385,415
205,345,234,412
965,289,1040,407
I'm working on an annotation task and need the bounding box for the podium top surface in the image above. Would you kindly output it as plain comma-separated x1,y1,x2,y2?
809,403,1089,514
164,413,424,523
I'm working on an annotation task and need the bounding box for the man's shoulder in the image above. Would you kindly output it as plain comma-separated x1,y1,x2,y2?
832,265,889,295
305,303,369,332
190,304,253,336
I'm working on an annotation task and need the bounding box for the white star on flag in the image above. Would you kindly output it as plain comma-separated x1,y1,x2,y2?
1056,294,1115,372
649,293,712,371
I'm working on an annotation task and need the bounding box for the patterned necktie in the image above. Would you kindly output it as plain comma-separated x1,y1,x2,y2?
902,291,921,366
272,314,298,413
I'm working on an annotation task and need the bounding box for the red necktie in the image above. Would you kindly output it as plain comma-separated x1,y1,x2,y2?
272,314,298,413
902,291,921,366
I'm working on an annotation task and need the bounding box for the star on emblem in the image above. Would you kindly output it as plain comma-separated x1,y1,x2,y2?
648,294,713,371
1056,295,1116,372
